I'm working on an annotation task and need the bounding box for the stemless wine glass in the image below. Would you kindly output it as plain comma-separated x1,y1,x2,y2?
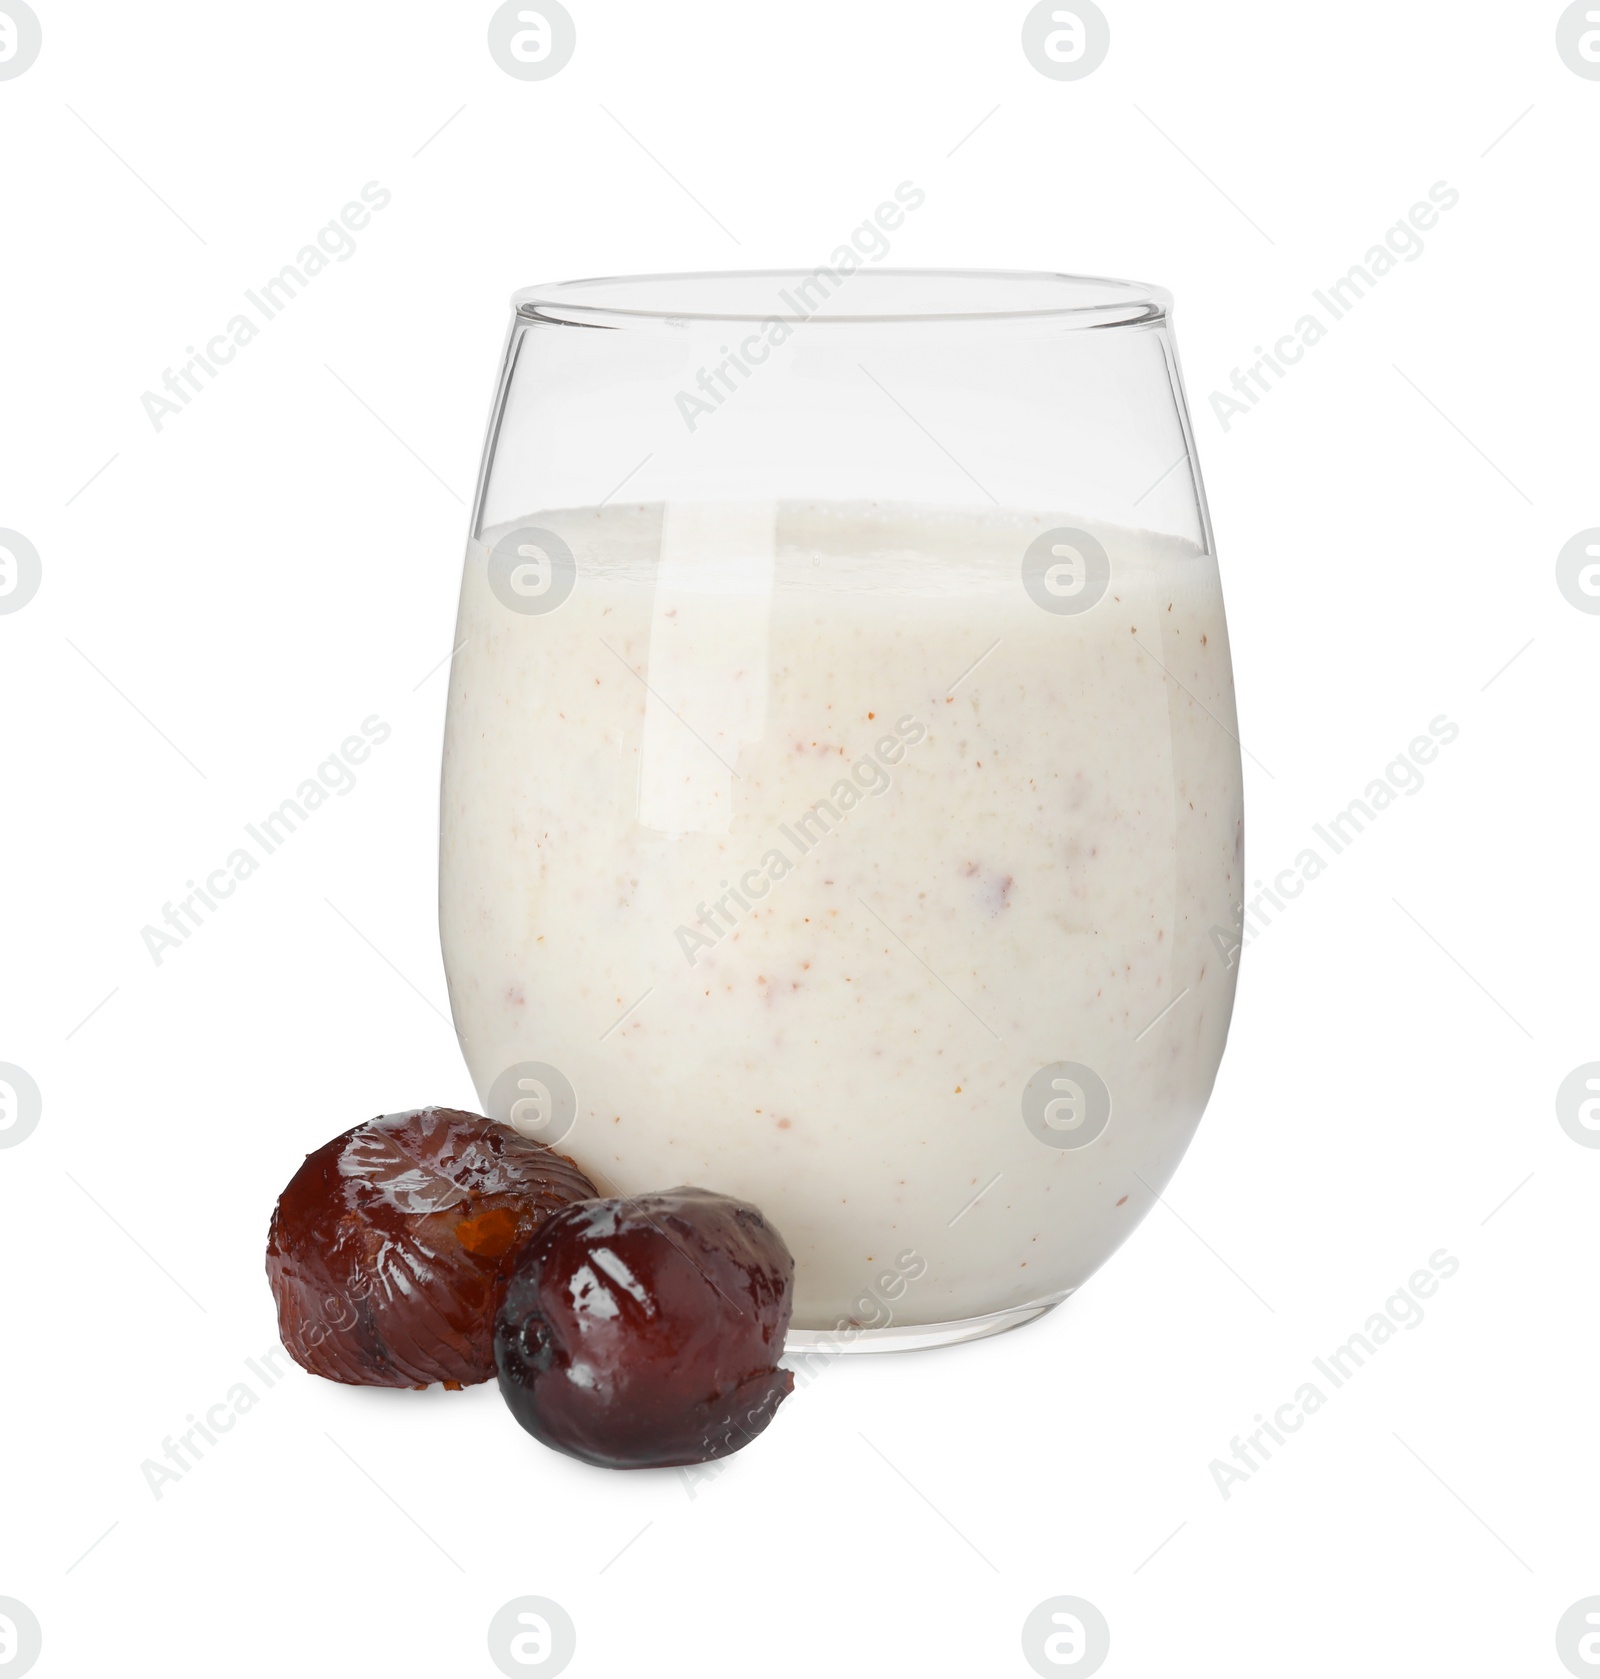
440,270,1244,1350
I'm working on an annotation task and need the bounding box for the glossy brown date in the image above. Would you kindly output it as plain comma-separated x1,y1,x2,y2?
266,1107,598,1389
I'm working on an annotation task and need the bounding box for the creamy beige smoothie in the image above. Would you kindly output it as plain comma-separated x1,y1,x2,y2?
440,500,1243,1334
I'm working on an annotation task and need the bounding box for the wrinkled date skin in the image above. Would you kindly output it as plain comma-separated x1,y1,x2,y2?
495,1187,795,1469
267,1108,598,1389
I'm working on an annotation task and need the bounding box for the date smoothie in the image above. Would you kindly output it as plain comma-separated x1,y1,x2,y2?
439,499,1243,1335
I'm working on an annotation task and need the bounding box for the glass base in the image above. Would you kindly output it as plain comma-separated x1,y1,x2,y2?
784,1290,1072,1355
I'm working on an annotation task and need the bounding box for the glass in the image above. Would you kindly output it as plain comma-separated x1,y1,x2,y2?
440,270,1244,1350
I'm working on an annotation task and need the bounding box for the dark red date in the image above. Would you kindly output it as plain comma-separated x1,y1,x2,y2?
494,1187,795,1468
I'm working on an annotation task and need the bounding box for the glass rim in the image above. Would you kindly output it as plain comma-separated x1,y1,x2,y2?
511,268,1172,328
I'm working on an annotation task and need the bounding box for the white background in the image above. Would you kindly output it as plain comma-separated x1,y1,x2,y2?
2,2,1597,1675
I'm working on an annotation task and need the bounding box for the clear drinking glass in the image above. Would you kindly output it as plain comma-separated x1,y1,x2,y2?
440,270,1244,1350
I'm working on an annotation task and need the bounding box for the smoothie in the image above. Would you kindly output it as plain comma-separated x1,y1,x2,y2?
440,499,1243,1334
